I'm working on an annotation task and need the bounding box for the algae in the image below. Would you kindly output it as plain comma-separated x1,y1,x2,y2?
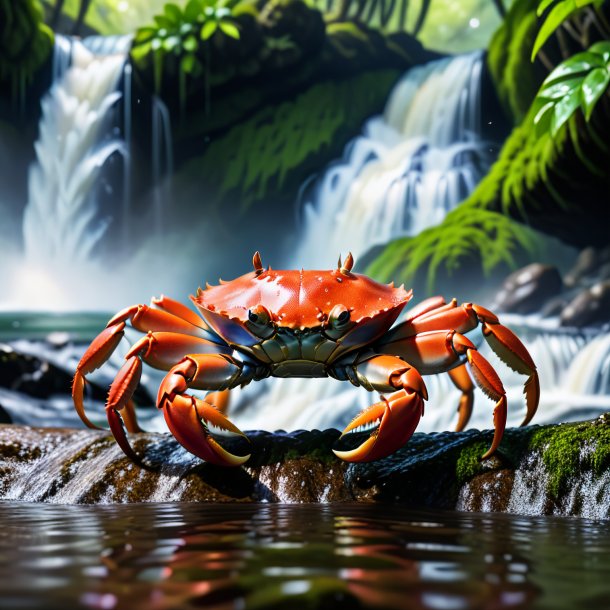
529,420,610,498
181,68,401,210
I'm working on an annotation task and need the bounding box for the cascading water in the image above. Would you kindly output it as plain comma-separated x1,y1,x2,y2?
23,35,131,270
292,51,491,267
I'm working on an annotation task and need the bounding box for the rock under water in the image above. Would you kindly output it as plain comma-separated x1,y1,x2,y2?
0,419,609,517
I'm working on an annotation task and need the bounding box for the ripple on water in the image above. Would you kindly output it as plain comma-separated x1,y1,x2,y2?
0,503,609,609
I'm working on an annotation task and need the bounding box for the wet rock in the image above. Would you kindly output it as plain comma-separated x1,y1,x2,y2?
560,280,610,327
0,343,76,400
1,419,610,517
493,263,563,314
564,246,610,288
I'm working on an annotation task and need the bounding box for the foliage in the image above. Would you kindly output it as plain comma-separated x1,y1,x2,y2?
186,69,401,210
43,0,173,36
0,0,54,104
533,41,610,137
366,203,537,289
531,0,604,61
487,0,545,123
131,0,241,110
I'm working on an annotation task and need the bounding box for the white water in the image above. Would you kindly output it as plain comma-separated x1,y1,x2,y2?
292,52,491,267
23,36,131,270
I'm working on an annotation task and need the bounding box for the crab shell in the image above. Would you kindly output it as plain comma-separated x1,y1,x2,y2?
192,268,412,356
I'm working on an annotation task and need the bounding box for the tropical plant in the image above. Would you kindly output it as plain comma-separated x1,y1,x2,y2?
0,0,54,108
532,40,610,137
131,0,241,113
531,0,606,60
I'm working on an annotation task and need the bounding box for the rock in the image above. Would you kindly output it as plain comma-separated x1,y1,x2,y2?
564,246,610,288
560,280,610,327
493,263,563,314
1,419,610,517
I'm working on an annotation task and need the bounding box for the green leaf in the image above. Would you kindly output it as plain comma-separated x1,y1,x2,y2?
589,40,610,62
537,0,558,16
542,52,605,85
184,0,203,21
164,3,183,25
551,87,581,136
539,76,583,99
216,7,231,18
581,67,610,120
534,100,555,136
183,35,198,52
134,27,156,45
201,20,218,40
181,53,196,74
154,15,173,29
219,20,240,39
163,35,181,52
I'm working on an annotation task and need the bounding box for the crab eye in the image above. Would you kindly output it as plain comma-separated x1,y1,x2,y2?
246,305,274,338
328,304,351,329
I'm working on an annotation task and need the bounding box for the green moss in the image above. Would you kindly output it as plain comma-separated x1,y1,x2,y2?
455,440,489,486
183,69,400,210
487,0,543,123
530,422,610,498
0,0,54,104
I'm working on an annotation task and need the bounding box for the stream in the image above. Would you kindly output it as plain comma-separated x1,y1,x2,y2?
1,502,609,610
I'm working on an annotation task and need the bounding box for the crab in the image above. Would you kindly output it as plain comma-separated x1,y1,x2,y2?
72,252,539,466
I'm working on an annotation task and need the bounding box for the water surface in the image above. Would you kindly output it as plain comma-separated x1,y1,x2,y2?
0,502,608,609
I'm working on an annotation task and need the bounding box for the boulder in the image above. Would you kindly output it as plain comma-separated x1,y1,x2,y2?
560,280,610,328
493,263,563,314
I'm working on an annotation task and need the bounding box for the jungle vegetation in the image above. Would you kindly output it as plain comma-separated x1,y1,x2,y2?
368,0,610,289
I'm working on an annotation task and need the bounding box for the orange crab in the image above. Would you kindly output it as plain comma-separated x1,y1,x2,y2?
72,252,539,466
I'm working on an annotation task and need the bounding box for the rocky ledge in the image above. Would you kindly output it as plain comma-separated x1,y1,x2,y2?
0,419,609,518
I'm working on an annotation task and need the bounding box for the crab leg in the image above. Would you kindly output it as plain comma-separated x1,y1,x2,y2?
73,302,218,431
157,354,250,466
379,331,507,458
448,363,474,432
101,332,229,461
381,299,539,427
333,355,427,463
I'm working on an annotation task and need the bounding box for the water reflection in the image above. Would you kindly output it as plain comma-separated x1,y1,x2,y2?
1,503,609,609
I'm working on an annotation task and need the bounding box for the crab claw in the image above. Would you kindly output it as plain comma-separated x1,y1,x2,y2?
333,388,424,462
162,394,250,467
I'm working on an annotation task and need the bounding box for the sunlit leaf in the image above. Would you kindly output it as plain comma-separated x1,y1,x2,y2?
219,21,240,39
541,52,605,85
539,77,582,98
201,20,218,40
181,53,197,74
183,35,198,52
581,67,610,120
531,0,599,61
134,27,156,45
534,100,555,136
589,40,610,62
537,0,558,15
163,35,180,52
551,87,580,135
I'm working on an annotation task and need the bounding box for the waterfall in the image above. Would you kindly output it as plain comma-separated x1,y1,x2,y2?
292,52,491,267
22,36,131,270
